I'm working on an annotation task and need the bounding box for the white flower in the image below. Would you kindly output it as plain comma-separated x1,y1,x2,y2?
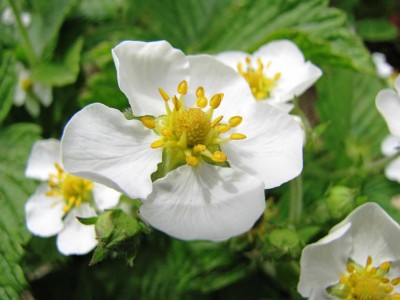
215,40,322,112
372,52,394,79
1,7,31,27
25,139,120,255
61,40,303,241
376,75,400,182
298,202,400,300
14,63,52,117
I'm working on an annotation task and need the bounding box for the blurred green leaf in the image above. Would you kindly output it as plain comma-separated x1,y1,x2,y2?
28,0,76,60
0,123,42,299
138,0,374,73
356,18,398,42
315,66,388,166
31,37,83,86
0,51,16,124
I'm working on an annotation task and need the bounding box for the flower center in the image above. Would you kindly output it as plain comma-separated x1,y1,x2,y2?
19,77,33,91
237,57,281,100
327,256,400,300
46,163,93,212
141,80,246,167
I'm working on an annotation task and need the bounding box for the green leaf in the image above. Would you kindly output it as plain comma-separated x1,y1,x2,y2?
138,0,374,73
315,66,388,166
356,18,398,42
0,123,42,299
0,51,16,124
28,0,76,60
31,37,83,86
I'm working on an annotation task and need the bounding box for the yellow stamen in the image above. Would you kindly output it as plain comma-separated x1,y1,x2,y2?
196,96,208,108
211,151,227,163
178,80,188,95
211,116,223,128
151,140,165,149
158,88,170,101
193,144,206,152
186,156,199,166
141,116,155,129
217,124,230,133
162,128,173,137
210,93,224,109
229,116,242,127
196,86,205,97
172,96,181,110
230,133,246,140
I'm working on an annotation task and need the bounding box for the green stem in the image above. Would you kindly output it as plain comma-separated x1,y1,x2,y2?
6,0,38,65
289,175,303,225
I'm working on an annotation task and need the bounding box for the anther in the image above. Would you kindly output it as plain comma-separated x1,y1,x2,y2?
172,96,181,110
186,156,199,166
392,278,400,285
151,140,164,149
211,116,223,128
230,133,246,140
211,151,227,163
347,263,355,273
141,116,156,129
217,124,230,133
385,286,394,294
193,144,206,152
274,72,281,80
162,128,172,137
380,261,391,272
210,93,224,109
158,88,170,101
229,116,242,127
196,96,208,108
178,80,188,95
196,86,204,97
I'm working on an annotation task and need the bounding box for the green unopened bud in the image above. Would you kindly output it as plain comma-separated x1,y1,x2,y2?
266,229,302,259
326,186,355,219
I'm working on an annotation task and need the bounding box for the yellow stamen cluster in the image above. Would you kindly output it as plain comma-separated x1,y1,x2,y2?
19,77,33,91
238,57,281,100
141,80,246,167
327,256,400,300
46,163,93,213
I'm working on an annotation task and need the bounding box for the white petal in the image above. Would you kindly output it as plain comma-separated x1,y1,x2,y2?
33,83,52,107
92,183,120,211
372,52,393,79
25,96,40,117
222,102,303,188
186,55,254,111
381,135,400,157
56,204,97,255
20,12,31,27
25,183,65,237
61,103,162,199
376,88,400,136
345,202,400,264
112,40,189,116
14,85,26,106
214,51,249,71
298,222,352,299
254,40,322,102
140,163,265,241
25,139,61,180
1,7,15,25
385,157,400,183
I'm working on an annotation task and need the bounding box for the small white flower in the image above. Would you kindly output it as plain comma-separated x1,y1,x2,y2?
25,139,120,255
298,202,400,300
61,40,304,241
372,52,394,79
15,63,52,117
1,7,31,27
376,75,400,182
215,40,322,112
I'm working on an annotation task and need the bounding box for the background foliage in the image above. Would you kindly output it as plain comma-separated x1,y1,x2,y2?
0,0,399,299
